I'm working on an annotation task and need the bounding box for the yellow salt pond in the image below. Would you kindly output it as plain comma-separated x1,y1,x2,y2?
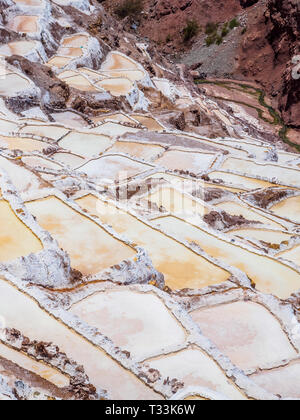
228,227,291,245
96,78,133,96
0,41,39,57
70,289,186,359
147,347,246,400
61,34,88,48
26,196,136,276
0,342,69,388
270,195,300,224
278,245,300,267
132,115,164,132
76,195,230,289
92,113,136,125
60,74,98,92
0,199,42,262
191,301,297,371
102,70,145,82
148,187,206,217
57,47,83,58
8,16,39,34
152,216,300,298
101,52,139,72
221,157,300,188
0,277,161,400
47,56,73,69
144,172,243,193
0,136,47,152
208,171,274,190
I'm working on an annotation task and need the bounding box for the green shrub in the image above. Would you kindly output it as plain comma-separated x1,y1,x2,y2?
115,0,143,19
221,23,229,37
216,35,223,45
229,18,240,30
183,20,199,42
206,35,216,46
205,22,218,35
221,27,229,37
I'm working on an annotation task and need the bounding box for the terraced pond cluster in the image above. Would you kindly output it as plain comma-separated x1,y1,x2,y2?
0,0,299,401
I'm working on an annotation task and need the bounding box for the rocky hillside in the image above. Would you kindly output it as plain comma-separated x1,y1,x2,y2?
104,0,299,131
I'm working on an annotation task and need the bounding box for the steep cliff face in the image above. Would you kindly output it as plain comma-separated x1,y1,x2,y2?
238,0,299,128
266,0,300,128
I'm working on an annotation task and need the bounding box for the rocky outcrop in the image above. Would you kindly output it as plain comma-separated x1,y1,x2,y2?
204,210,259,231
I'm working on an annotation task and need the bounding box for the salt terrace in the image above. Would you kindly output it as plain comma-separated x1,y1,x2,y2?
0,0,299,401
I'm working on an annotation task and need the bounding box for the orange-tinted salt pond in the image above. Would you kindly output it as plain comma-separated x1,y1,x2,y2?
76,195,230,289
270,195,300,224
25,196,136,275
153,216,300,298
0,199,42,262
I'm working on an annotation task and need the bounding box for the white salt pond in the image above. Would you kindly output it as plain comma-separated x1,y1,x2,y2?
70,289,186,360
147,347,246,400
191,301,297,371
0,277,161,399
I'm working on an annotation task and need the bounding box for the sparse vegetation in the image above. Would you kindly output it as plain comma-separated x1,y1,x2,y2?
205,22,218,35
204,18,240,47
205,35,216,47
115,0,144,19
221,22,229,38
182,20,200,43
216,35,223,45
229,18,240,30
